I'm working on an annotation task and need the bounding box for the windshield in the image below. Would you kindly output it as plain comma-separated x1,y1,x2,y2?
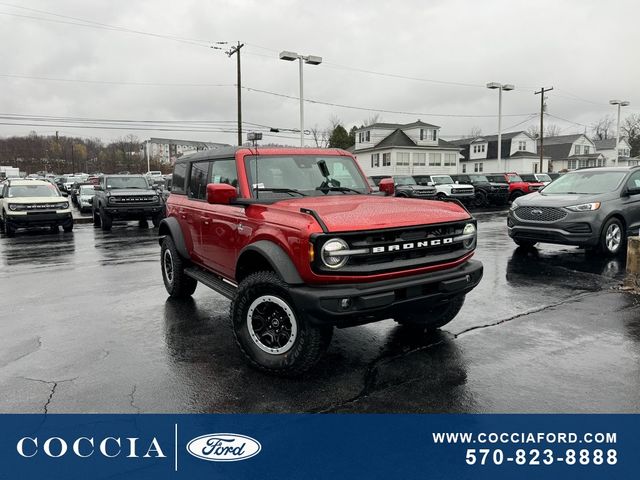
542,171,627,195
432,175,454,185
507,174,523,182
8,184,61,198
79,186,96,194
395,176,416,186
244,155,368,197
536,174,552,182
470,175,489,182
106,176,150,189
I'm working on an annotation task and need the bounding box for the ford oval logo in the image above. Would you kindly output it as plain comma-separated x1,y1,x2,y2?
531,209,543,215
186,433,261,462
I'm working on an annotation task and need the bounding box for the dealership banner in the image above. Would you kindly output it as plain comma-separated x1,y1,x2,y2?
0,414,637,479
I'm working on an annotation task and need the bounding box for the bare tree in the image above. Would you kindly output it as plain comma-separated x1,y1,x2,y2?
362,114,382,127
466,126,482,138
622,113,640,157
590,115,615,140
310,124,330,148
527,123,562,139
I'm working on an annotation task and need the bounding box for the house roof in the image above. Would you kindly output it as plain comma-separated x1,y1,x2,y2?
594,138,629,150
370,128,459,150
452,131,537,161
449,131,530,146
357,120,440,132
540,143,572,160
540,134,584,146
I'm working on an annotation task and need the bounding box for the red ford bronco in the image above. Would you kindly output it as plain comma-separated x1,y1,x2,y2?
158,147,483,375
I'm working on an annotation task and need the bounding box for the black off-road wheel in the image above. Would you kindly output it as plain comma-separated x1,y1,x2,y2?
152,213,163,228
63,222,73,233
509,190,524,202
473,190,488,208
394,295,466,332
161,236,197,298
92,207,101,227
100,207,112,231
5,221,16,237
230,271,333,376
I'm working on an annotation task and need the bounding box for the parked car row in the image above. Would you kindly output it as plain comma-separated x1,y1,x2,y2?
0,174,167,236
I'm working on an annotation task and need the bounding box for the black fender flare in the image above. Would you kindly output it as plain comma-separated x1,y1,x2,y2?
237,240,303,285
158,217,190,260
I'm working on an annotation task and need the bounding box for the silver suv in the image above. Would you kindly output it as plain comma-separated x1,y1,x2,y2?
508,166,640,255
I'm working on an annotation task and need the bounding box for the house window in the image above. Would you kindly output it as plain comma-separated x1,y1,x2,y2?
413,153,426,166
481,144,486,152
474,163,483,172
397,152,410,166
371,153,380,168
431,130,437,141
358,132,362,143
575,145,581,155
365,131,370,142
578,158,588,168
420,129,424,140
584,146,590,154
473,145,477,153
596,157,604,167
568,159,577,170
444,153,457,166
382,153,391,166
428,152,441,166
518,141,527,151
462,163,467,173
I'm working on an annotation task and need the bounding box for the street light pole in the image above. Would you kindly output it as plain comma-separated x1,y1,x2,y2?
279,50,323,147
487,82,514,172
610,99,630,166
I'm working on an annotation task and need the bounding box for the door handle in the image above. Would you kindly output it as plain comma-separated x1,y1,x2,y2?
200,216,210,226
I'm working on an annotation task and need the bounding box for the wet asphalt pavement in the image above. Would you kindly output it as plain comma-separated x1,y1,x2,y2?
0,211,639,413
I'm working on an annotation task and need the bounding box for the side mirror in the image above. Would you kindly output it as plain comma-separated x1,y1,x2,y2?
455,180,459,184
206,183,237,205
88,197,93,204
378,178,395,196
627,187,640,196
94,186,103,191
61,192,69,197
151,185,158,190
427,181,435,186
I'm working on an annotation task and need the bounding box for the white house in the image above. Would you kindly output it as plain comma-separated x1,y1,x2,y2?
541,134,604,171
450,131,548,174
353,121,462,176
593,138,633,167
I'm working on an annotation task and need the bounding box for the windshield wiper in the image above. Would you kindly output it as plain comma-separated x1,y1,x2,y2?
316,186,362,194
254,187,307,197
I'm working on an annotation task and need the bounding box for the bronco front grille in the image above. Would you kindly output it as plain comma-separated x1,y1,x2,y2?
312,221,474,275
112,196,157,203
452,188,473,194
514,206,567,223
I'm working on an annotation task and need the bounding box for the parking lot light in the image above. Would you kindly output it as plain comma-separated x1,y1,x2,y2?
487,82,515,172
609,99,631,166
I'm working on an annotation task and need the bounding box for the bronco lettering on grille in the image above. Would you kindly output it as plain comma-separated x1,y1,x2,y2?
371,238,454,253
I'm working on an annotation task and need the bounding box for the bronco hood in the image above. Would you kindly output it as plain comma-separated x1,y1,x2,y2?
269,195,471,232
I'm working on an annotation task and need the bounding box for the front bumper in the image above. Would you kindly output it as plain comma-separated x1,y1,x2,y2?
289,260,483,327
6,211,73,228
104,205,164,219
507,212,600,247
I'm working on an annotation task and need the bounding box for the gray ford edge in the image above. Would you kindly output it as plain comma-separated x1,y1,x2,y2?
508,166,640,255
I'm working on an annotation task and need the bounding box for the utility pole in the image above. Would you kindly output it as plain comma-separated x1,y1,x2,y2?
71,142,75,174
535,86,553,173
226,42,245,146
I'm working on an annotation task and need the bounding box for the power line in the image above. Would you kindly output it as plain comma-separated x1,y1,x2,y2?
0,73,234,88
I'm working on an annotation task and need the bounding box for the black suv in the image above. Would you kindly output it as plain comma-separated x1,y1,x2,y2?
508,166,640,255
451,174,509,207
370,175,437,198
92,175,165,231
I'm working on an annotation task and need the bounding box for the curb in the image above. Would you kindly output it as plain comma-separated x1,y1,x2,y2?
73,216,94,224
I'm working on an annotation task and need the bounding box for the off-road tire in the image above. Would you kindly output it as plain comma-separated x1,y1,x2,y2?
473,190,487,208
395,295,466,332
509,190,524,202
100,207,112,231
63,223,73,233
161,236,197,298
152,213,163,228
92,207,101,227
230,271,332,376
5,220,16,237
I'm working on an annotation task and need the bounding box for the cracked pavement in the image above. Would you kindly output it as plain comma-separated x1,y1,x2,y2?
0,210,638,413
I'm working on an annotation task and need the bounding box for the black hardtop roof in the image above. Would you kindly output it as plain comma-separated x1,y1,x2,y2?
175,146,351,164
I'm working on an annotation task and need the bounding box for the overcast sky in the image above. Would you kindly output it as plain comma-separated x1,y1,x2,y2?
0,0,638,145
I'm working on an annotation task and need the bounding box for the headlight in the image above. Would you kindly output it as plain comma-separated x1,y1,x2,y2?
509,201,519,211
462,223,477,248
565,202,600,212
320,239,349,269
8,204,19,211
108,196,116,204
59,202,70,209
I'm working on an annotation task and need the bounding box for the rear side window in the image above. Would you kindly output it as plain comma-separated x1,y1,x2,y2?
172,163,187,194
209,159,238,188
188,161,211,200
